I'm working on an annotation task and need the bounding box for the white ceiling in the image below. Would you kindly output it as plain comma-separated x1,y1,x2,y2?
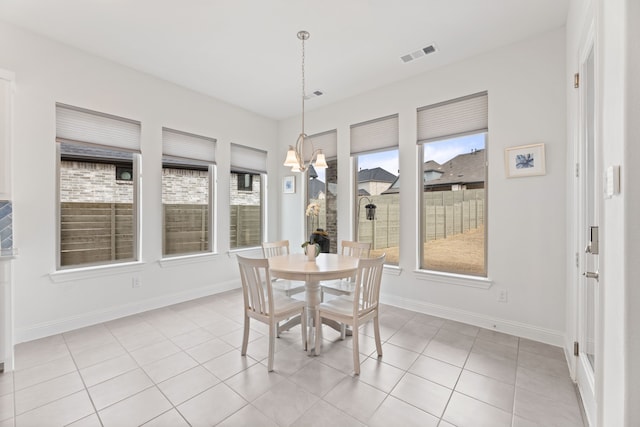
0,0,568,120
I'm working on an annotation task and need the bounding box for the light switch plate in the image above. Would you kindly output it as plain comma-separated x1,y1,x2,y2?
605,165,620,198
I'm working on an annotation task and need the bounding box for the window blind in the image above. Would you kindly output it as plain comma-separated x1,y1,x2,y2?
230,143,267,174
417,92,488,143
162,128,216,163
56,104,140,151
307,129,337,159
350,114,399,155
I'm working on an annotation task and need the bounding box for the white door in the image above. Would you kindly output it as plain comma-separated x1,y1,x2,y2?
576,43,598,425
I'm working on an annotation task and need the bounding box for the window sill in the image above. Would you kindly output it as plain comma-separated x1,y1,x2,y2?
50,261,145,283
414,269,492,289
159,252,218,267
383,265,402,276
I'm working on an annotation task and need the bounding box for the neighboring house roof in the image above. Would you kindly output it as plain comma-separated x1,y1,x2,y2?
423,160,441,172
427,149,485,187
358,188,371,196
357,167,397,183
309,178,326,199
382,149,485,194
383,175,400,194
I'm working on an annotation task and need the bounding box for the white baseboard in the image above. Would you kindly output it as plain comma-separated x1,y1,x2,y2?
380,293,565,347
16,279,241,343
16,282,564,348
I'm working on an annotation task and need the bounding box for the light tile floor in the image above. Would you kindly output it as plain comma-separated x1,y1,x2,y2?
0,289,586,426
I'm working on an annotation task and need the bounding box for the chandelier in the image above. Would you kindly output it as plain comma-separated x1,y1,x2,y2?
283,30,328,173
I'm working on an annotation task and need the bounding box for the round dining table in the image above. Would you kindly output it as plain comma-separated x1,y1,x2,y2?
268,253,359,354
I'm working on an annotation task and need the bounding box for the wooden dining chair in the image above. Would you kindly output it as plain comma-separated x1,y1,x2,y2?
262,240,306,297
315,254,385,375
320,240,371,300
236,255,307,372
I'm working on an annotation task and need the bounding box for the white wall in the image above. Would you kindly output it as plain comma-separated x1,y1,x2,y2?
0,21,278,343
279,29,568,344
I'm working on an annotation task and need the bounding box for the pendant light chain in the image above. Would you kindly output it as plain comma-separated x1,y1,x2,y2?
300,32,306,138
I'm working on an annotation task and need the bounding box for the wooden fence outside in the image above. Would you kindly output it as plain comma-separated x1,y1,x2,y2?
163,204,209,256
230,205,261,248
422,189,485,241
358,189,485,250
60,202,133,266
61,202,261,266
61,191,482,264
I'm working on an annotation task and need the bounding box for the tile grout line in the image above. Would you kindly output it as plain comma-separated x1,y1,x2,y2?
60,331,104,427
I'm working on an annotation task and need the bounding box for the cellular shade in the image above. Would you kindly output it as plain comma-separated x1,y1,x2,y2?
230,143,267,174
162,128,216,163
307,129,337,159
350,114,399,155
56,103,140,151
417,92,488,143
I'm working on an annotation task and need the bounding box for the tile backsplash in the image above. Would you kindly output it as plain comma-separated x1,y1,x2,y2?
0,201,12,250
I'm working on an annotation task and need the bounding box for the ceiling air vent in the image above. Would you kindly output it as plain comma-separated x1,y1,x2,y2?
304,90,324,100
400,44,437,63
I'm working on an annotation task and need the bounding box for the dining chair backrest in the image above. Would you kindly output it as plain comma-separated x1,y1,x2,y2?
341,240,371,258
352,254,385,316
262,240,290,258
237,255,274,319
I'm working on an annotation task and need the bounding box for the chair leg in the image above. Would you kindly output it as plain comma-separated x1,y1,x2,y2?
373,315,383,357
314,310,322,355
241,315,250,356
276,321,281,338
340,323,346,340
268,322,276,372
352,323,360,375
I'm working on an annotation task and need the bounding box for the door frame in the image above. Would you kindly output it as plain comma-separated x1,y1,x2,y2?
572,20,600,426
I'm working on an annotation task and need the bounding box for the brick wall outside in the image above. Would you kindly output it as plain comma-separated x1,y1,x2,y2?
60,161,133,203
60,162,261,205
162,168,208,204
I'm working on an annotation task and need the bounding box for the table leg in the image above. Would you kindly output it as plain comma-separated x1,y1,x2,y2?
305,279,320,355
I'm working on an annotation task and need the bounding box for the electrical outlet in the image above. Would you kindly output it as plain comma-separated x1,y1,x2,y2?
132,277,141,288
497,289,508,303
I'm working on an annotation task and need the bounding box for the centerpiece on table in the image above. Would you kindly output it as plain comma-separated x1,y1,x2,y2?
301,202,323,260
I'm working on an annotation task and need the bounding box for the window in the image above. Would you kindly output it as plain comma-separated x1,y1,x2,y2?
230,144,266,249
56,104,140,269
306,130,337,253
236,173,253,192
418,92,488,277
350,115,400,266
116,165,133,181
162,128,216,257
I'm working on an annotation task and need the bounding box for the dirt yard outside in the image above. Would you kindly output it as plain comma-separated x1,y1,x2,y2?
370,225,485,276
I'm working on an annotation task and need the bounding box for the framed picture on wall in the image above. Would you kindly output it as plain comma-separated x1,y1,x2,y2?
283,175,295,194
504,143,546,178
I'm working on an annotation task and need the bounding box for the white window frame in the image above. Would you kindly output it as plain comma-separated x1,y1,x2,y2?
416,92,490,284
229,144,267,251
161,128,217,259
55,104,141,271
